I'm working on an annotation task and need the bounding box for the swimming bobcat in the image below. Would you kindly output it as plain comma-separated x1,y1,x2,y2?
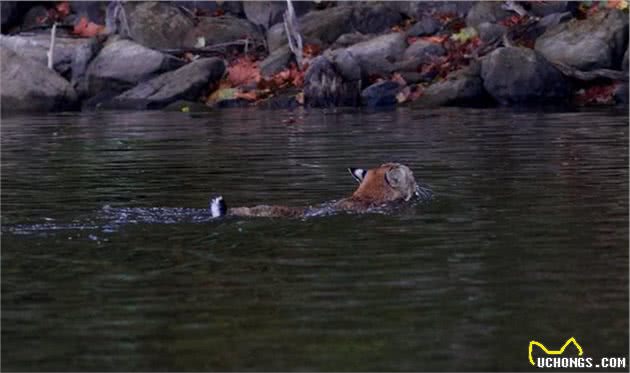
210,162,432,218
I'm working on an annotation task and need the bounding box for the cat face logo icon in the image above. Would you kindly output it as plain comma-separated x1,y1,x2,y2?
528,337,584,366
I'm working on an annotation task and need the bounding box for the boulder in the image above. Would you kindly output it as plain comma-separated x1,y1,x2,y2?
395,1,472,19
303,55,361,107
535,9,629,71
110,57,225,109
267,4,403,53
398,71,435,84
613,81,628,105
466,2,512,30
243,1,313,30
345,32,407,76
85,38,185,97
481,47,569,104
351,3,403,35
361,81,401,107
477,22,506,43
403,40,446,64
416,62,491,107
407,15,441,37
124,2,195,50
22,5,53,29
0,34,94,77
182,15,264,49
267,5,354,52
1,1,29,32
0,46,77,112
70,37,105,97
623,48,629,72
528,1,575,17
178,1,244,17
330,32,373,50
329,49,362,82
259,45,293,77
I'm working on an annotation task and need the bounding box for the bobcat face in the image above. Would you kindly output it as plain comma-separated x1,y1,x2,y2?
347,163,419,203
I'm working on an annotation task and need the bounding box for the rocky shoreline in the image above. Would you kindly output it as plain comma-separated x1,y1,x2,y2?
1,1,628,113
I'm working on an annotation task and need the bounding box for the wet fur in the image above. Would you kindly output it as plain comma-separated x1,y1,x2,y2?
212,163,425,218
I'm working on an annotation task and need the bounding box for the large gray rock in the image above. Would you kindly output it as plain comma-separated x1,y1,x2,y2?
267,4,403,53
1,1,28,32
529,1,573,17
0,46,77,112
403,40,445,64
345,32,407,76
535,9,629,71
183,15,264,49
466,2,512,30
361,81,401,107
0,34,94,77
267,5,354,52
124,2,195,50
481,47,569,104
416,62,490,107
85,38,185,97
614,81,628,105
110,57,225,109
407,15,441,37
259,45,293,77
243,1,313,30
303,55,362,107
394,1,472,19
477,22,507,43
330,32,374,49
350,3,403,35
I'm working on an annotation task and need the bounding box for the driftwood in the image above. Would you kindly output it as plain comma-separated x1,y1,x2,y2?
159,39,254,57
105,0,130,37
550,61,629,81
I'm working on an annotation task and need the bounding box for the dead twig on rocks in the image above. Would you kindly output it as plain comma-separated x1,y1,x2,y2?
159,39,255,58
283,0,304,68
551,61,628,81
47,22,57,69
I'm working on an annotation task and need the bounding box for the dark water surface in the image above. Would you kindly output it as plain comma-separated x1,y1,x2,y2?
2,107,628,371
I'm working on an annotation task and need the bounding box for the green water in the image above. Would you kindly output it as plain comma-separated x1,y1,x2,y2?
2,107,628,371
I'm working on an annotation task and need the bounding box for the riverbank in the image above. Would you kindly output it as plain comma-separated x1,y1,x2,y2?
1,1,628,113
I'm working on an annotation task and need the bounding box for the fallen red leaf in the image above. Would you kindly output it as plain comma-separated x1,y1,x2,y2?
575,83,618,105
227,57,261,87
72,16,105,37
56,1,70,18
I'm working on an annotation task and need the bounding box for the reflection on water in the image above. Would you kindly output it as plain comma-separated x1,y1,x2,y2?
1,107,628,371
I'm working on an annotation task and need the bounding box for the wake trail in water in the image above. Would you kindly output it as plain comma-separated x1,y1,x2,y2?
3,205,215,236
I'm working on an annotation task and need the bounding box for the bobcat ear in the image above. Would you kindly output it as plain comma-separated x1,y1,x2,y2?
348,168,366,183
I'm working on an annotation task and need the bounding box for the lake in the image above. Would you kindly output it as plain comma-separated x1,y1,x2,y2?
2,107,628,371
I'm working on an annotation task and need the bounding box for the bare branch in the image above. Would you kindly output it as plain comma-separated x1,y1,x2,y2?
283,0,303,67
551,61,629,81
47,22,57,70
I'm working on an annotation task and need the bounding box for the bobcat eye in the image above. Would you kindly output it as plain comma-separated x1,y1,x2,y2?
348,168,366,183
